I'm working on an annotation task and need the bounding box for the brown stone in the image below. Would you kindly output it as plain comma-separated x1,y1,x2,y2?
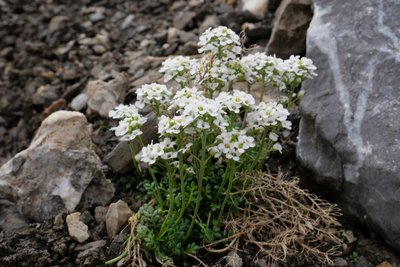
266,0,313,58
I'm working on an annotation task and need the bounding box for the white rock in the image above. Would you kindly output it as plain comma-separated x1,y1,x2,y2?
242,0,269,18
66,212,90,243
70,93,88,111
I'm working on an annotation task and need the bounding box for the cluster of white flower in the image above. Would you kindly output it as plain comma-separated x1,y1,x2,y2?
239,53,282,84
159,56,200,86
138,138,178,165
216,90,255,114
160,91,228,136
109,104,147,141
109,26,318,167
200,60,239,91
239,53,317,91
247,101,291,130
208,129,255,161
198,26,241,60
170,87,204,110
280,55,317,88
135,83,172,109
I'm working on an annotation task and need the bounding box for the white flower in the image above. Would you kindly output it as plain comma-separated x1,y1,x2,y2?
208,129,255,161
159,56,200,86
246,101,290,129
135,83,172,109
140,142,164,165
272,143,283,153
200,59,240,91
216,90,255,114
109,104,139,119
198,26,241,60
280,55,317,89
109,104,147,141
239,53,283,85
159,138,178,160
139,138,178,165
170,87,204,110
269,132,279,142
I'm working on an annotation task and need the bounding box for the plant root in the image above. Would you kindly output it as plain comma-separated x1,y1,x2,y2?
209,172,343,267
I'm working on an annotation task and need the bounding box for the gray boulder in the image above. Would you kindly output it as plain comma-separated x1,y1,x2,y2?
297,0,400,252
0,111,115,223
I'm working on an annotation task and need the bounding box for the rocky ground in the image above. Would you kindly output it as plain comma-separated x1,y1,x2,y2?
0,0,399,266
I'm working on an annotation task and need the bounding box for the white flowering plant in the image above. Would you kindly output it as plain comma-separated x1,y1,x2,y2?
107,26,317,266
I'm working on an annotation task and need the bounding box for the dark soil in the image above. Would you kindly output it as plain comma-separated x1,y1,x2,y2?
0,0,399,266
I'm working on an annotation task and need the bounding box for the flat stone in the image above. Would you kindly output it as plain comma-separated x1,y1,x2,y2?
266,0,312,58
297,0,400,253
105,200,133,238
66,212,90,243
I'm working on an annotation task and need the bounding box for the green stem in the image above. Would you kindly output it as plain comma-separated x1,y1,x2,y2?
214,160,233,202
128,141,141,175
105,251,128,265
177,151,186,222
249,129,267,171
158,162,176,237
218,160,236,223
184,132,207,242
148,166,164,208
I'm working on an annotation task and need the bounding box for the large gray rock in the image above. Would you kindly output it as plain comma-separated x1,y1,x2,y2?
0,111,115,223
297,0,400,252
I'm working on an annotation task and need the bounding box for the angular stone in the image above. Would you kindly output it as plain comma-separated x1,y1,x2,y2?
297,0,400,253
0,111,115,222
266,0,312,58
66,212,90,243
105,200,133,238
87,72,128,118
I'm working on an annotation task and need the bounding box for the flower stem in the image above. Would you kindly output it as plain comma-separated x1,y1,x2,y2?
148,166,164,208
184,132,207,242
218,160,236,223
158,162,176,237
104,251,128,265
177,151,186,222
128,140,141,175
249,129,267,171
